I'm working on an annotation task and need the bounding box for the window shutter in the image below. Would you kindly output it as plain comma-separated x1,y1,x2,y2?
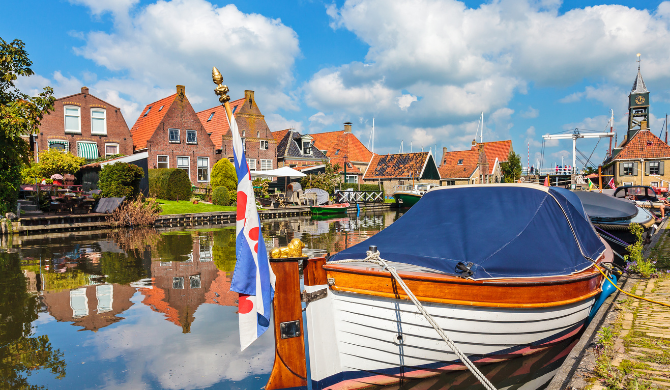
661,161,665,175
619,163,624,176
633,162,638,176
645,162,650,175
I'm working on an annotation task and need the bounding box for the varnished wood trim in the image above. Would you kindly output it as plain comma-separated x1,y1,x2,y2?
304,257,327,286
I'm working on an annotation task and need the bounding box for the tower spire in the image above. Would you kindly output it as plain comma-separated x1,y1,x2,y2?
632,53,648,94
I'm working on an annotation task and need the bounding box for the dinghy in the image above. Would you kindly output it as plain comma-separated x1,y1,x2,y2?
266,184,615,390
310,202,350,215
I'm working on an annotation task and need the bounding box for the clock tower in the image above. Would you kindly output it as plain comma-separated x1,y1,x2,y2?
628,55,649,141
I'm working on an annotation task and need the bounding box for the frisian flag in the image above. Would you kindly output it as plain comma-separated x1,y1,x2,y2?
227,109,276,351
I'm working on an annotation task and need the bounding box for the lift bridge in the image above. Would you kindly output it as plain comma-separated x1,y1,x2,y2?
541,128,615,175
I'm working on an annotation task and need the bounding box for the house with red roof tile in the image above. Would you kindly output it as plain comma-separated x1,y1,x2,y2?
131,85,217,185
438,140,512,185
34,86,133,161
363,152,441,194
272,129,328,169
310,122,373,183
196,90,276,172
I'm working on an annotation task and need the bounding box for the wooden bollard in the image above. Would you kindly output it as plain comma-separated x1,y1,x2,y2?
266,257,308,390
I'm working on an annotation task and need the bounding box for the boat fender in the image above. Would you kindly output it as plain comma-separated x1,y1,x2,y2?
455,262,474,278
587,274,618,324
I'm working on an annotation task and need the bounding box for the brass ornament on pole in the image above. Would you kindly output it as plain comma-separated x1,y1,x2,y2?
212,67,230,104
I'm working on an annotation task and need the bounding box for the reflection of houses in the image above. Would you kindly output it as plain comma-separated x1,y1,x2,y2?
41,284,136,331
139,237,219,333
204,272,237,307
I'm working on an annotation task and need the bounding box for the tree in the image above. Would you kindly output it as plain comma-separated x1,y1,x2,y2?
36,149,85,178
301,162,341,194
501,151,522,183
98,162,144,199
211,158,238,194
0,38,55,214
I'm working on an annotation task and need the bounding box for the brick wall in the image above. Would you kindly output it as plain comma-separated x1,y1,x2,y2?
36,87,133,160
147,89,218,186
223,137,277,171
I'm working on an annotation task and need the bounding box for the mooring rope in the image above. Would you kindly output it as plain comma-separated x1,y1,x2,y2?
330,251,497,390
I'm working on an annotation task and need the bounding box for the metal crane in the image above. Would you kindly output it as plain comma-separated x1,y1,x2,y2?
542,128,615,173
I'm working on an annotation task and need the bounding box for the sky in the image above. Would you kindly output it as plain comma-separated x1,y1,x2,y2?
4,0,670,169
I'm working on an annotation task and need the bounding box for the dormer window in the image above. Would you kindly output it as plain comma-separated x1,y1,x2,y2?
303,141,312,154
457,159,463,165
207,112,214,121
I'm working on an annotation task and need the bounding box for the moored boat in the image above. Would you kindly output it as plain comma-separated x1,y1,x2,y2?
310,202,350,215
265,184,617,390
392,183,437,208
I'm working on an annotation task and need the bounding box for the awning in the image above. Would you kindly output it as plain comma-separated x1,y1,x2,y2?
48,140,69,152
78,142,99,160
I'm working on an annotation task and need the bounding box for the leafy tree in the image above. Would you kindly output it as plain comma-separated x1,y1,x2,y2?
301,162,341,194
584,166,597,175
36,149,85,178
98,162,144,199
0,38,55,214
212,228,237,272
211,158,237,194
501,151,522,183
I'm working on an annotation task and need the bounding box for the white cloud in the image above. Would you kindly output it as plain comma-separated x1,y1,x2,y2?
265,113,303,133
396,94,417,111
69,0,139,16
559,85,627,114
520,106,539,118
411,128,435,148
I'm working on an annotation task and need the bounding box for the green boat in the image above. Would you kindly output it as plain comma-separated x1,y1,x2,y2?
392,184,438,208
310,202,350,215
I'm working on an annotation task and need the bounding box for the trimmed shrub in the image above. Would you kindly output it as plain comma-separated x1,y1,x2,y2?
212,186,230,206
99,163,144,199
340,183,383,193
211,159,237,194
148,168,192,201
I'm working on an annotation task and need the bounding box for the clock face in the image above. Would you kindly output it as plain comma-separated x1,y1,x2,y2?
636,95,646,105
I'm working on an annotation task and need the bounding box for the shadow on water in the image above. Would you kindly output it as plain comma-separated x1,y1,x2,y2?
0,210,575,389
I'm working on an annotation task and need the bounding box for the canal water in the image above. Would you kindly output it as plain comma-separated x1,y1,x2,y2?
0,209,573,389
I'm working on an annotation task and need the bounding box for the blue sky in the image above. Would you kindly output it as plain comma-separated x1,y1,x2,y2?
4,0,670,169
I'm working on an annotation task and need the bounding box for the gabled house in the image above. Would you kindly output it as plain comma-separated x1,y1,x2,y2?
363,152,441,194
310,122,373,183
272,129,328,169
439,140,512,185
131,85,217,186
34,86,133,161
197,90,276,172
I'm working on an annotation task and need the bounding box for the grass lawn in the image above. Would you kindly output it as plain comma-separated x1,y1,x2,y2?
158,200,236,215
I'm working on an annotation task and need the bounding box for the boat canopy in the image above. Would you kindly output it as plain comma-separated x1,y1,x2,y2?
573,191,637,222
330,184,606,280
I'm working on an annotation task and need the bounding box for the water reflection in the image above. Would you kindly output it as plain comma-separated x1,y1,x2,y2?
0,210,573,389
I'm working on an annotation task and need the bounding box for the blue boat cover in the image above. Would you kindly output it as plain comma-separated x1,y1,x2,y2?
330,185,606,279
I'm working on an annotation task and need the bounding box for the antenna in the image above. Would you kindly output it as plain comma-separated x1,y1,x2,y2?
400,140,403,153
372,118,375,153
480,112,484,143
410,142,413,153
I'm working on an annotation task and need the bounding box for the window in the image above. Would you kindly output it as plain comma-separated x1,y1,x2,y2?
623,162,634,176
169,128,180,143
77,141,99,160
70,288,88,318
105,143,119,157
260,159,272,171
207,112,215,121
177,156,189,176
247,158,257,171
158,105,164,111
446,180,456,186
651,181,659,188
91,108,106,135
64,105,81,133
335,149,340,155
232,105,237,113
157,155,169,169
260,140,269,150
457,159,463,165
190,275,201,289
303,141,312,154
197,157,209,182
345,175,358,183
96,285,113,313
186,130,197,144
173,277,184,289
144,106,152,116
48,140,69,152
649,161,660,175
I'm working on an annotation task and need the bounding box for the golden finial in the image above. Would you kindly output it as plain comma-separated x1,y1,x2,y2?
212,66,230,104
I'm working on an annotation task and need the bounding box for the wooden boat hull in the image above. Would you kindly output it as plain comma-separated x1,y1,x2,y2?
393,192,421,208
311,204,349,215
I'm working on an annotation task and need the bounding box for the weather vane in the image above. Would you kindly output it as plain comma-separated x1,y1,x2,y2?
212,67,230,104
637,53,641,70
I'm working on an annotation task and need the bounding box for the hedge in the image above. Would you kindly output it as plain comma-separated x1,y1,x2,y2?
149,168,192,201
212,186,230,206
339,183,384,195
99,162,144,199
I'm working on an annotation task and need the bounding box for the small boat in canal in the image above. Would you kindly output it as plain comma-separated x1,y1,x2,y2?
266,184,617,390
310,202,350,215
392,183,438,208
613,185,666,215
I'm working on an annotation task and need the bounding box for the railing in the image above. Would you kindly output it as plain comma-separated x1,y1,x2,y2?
334,190,384,203
522,167,575,175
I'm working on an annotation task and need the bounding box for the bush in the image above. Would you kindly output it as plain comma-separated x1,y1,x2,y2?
107,196,161,227
98,163,144,199
21,163,41,184
212,186,230,206
148,168,192,201
211,159,237,194
37,149,85,178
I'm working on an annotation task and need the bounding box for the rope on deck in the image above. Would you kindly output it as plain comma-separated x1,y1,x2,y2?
330,251,497,390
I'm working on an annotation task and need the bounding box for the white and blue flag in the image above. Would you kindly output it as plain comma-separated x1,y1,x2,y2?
227,109,276,351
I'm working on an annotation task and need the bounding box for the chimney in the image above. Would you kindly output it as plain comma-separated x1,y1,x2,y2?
442,146,448,155
245,90,255,107
81,86,89,94
344,122,352,133
471,139,477,149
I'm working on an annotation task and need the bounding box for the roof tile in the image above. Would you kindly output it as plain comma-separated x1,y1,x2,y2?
363,152,430,179
439,150,479,178
195,99,244,149
130,94,177,150
614,130,670,160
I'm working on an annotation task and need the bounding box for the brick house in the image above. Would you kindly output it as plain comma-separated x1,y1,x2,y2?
439,140,512,185
197,90,276,172
310,122,373,183
272,129,328,169
34,86,133,161
363,152,441,194
131,85,217,185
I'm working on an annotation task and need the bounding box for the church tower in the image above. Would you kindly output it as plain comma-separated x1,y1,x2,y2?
628,55,650,141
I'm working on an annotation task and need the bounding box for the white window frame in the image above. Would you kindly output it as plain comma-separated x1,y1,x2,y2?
651,181,659,188
623,162,634,176
190,274,201,289
169,128,180,143
345,175,358,183
260,140,269,150
48,139,69,153
104,143,119,157
649,161,660,175
247,158,257,171
260,159,272,171
303,141,312,155
96,284,113,314
186,130,197,144
173,277,184,289
70,288,88,318
197,157,209,182
157,155,169,169
177,156,190,177
64,105,81,134
90,108,107,135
